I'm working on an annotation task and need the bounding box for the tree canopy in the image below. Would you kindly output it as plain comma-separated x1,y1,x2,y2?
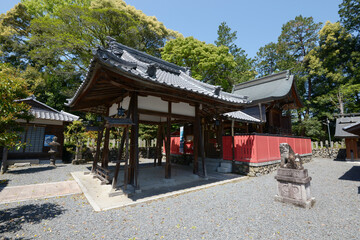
0,64,32,149
162,36,236,91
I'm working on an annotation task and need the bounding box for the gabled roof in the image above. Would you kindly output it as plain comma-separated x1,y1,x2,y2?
343,121,360,136
232,70,302,108
67,37,249,110
335,115,360,138
223,110,261,123
17,95,79,122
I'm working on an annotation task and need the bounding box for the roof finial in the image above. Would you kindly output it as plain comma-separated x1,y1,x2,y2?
214,86,222,96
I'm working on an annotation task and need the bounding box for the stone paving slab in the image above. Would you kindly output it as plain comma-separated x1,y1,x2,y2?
72,169,248,212
0,181,82,204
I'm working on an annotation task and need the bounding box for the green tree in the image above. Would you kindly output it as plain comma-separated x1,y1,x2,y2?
1,0,181,111
215,22,255,84
339,0,360,35
307,21,360,117
64,120,87,162
255,42,282,76
0,64,32,173
278,15,322,105
0,4,33,69
162,36,236,91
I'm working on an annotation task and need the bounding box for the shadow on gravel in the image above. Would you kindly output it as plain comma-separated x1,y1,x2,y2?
7,166,64,175
339,166,360,181
0,179,10,192
0,203,65,234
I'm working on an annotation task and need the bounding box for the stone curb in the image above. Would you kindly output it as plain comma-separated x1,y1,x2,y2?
71,172,102,212
72,171,249,212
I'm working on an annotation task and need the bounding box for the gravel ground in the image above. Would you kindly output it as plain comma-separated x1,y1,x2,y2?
0,163,90,187
1,158,360,240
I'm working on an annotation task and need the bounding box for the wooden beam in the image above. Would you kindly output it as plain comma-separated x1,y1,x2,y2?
165,101,172,179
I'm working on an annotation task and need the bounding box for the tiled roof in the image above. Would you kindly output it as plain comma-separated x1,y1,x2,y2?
335,116,360,138
232,70,300,106
17,96,79,122
223,111,261,123
67,37,249,107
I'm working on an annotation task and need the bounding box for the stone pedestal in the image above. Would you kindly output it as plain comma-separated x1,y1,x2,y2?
275,168,315,208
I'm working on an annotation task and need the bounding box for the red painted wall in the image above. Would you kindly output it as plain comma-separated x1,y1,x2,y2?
223,135,312,163
168,134,312,164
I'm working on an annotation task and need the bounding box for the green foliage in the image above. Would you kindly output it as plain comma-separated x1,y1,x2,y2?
292,117,325,141
339,0,360,35
215,22,255,84
162,36,236,91
64,120,87,154
0,63,32,148
139,124,157,145
307,21,360,116
1,0,181,112
0,3,33,69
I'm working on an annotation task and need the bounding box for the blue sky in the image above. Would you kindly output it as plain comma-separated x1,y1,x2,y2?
1,0,342,58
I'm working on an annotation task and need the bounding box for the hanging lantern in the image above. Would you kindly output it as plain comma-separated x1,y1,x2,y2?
117,106,125,117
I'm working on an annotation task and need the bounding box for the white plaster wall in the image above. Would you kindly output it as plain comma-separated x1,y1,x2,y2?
172,102,195,117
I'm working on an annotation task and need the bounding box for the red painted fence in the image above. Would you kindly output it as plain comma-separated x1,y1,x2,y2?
165,137,194,155
223,134,312,163
168,134,312,164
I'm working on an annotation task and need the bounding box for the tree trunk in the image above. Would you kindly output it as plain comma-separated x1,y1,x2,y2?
1,147,8,174
337,91,344,115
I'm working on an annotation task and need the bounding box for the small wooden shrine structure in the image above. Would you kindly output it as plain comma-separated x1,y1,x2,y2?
6,95,78,162
335,114,360,160
66,37,249,191
230,71,303,135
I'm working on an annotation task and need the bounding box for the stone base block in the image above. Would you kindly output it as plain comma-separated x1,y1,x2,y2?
275,195,316,209
217,166,232,173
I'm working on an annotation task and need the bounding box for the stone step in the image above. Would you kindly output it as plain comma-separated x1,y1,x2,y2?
217,166,232,173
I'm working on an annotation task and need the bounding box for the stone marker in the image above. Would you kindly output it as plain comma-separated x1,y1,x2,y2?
48,136,60,166
275,143,315,209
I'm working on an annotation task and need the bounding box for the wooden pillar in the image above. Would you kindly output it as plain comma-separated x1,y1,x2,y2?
193,104,200,174
129,93,139,187
155,125,163,166
165,101,172,179
200,118,207,177
102,126,110,168
133,94,140,190
112,127,127,189
231,120,235,161
92,127,104,173
217,118,223,159
123,128,130,190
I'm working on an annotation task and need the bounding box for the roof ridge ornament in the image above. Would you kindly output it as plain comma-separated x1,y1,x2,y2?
146,63,157,78
214,86,222,96
185,67,192,76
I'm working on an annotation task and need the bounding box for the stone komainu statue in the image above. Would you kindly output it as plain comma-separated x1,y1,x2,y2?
279,143,303,170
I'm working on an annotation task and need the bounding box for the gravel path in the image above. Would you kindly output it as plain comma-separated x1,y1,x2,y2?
1,158,360,239
0,163,90,187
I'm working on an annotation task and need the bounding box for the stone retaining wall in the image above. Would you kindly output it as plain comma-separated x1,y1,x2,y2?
232,155,312,177
312,148,346,160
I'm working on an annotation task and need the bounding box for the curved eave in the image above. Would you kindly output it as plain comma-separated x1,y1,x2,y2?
68,56,249,113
